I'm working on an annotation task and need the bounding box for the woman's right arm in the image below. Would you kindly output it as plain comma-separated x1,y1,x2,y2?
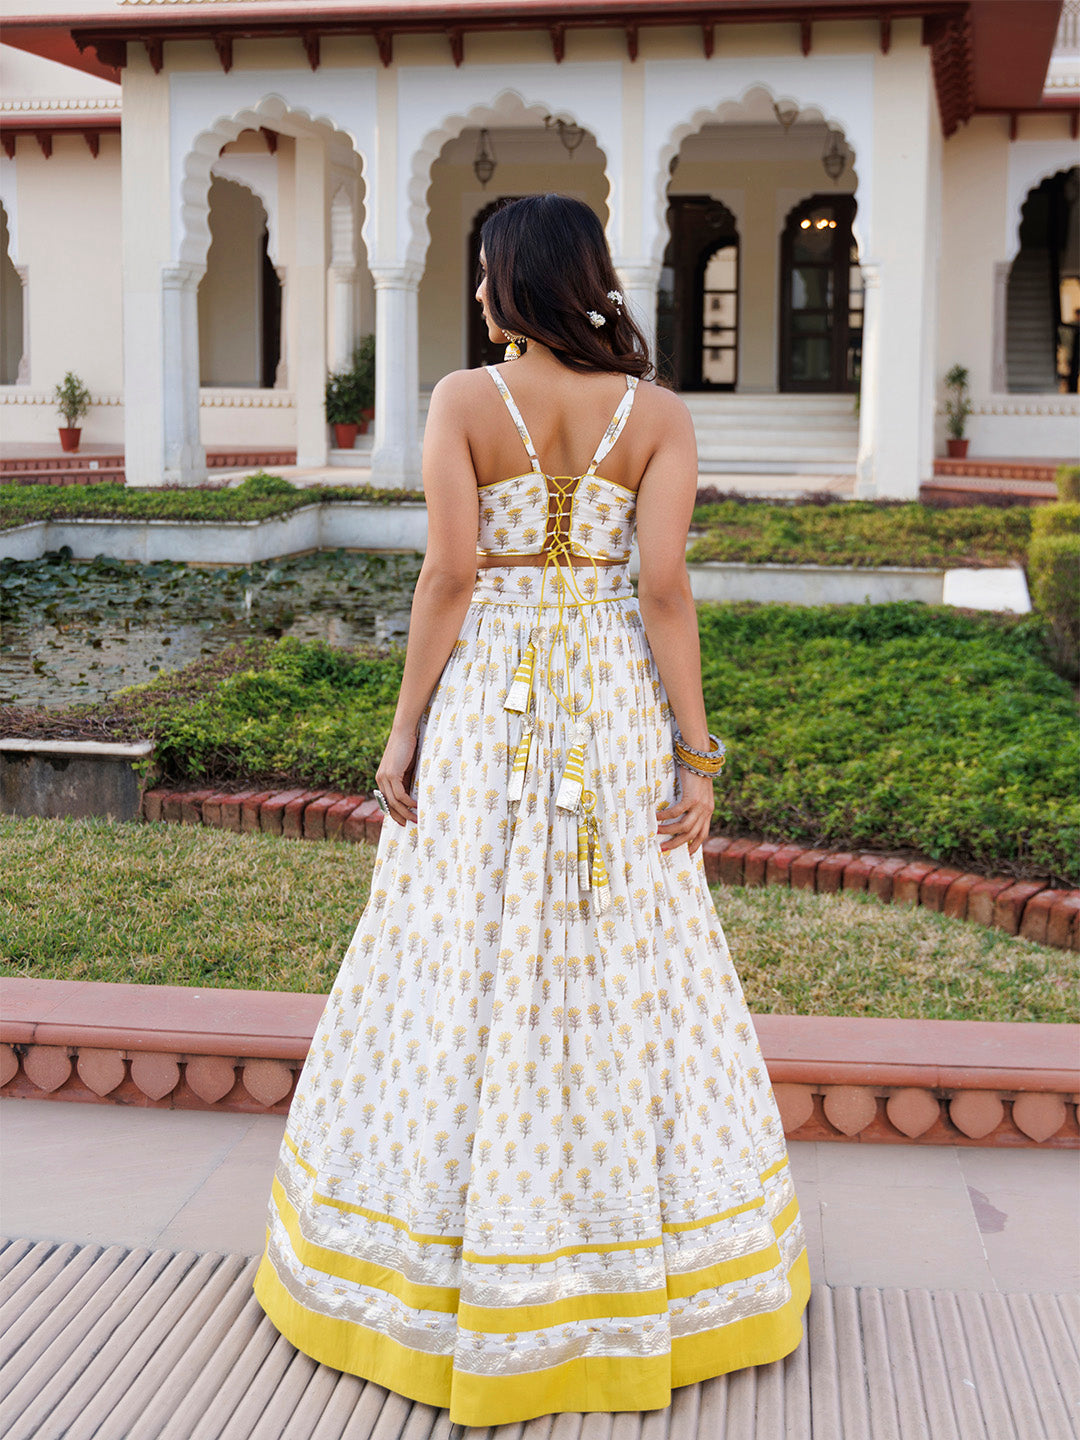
634,391,716,856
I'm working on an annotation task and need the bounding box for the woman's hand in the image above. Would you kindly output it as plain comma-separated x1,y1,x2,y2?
376,727,419,827
656,768,714,856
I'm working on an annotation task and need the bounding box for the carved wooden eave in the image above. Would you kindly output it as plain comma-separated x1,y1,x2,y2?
0,113,121,161
0,2,1065,141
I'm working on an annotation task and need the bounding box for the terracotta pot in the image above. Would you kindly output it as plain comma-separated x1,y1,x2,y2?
58,427,81,453
361,406,375,423
333,422,360,450
946,438,970,458
357,417,370,434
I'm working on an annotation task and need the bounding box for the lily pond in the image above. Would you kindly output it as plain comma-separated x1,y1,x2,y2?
0,548,423,708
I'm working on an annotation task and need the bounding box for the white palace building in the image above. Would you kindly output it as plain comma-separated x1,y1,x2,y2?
0,0,1077,496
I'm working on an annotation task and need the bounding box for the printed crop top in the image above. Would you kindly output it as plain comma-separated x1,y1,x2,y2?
477,366,639,563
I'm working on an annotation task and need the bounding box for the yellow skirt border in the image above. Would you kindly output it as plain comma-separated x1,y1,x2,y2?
252,1244,810,1427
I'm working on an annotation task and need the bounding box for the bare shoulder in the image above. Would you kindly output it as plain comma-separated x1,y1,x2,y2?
428,366,496,422
633,379,696,446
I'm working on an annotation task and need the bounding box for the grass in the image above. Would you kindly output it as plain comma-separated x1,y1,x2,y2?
3,477,1036,571
2,816,1075,1024
10,596,1072,886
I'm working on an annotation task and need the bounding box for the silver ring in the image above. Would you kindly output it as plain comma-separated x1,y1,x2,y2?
372,789,391,816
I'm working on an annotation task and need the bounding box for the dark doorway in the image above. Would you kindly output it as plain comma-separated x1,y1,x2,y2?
259,229,282,388
467,197,523,369
779,194,861,393
656,196,739,390
1007,166,1079,394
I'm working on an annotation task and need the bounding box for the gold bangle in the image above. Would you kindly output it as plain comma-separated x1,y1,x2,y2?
674,730,726,776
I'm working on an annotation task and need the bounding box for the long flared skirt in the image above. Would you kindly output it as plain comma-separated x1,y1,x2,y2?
252,564,810,1427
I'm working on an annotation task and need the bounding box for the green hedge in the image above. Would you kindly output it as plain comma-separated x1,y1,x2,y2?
1056,464,1080,504
0,473,424,530
14,602,1076,887
686,498,1032,568
1027,498,1080,681
4,477,1038,572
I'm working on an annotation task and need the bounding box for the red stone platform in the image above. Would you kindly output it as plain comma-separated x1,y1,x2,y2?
1,978,1076,1149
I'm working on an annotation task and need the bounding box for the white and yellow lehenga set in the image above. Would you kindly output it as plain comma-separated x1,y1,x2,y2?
253,366,810,1426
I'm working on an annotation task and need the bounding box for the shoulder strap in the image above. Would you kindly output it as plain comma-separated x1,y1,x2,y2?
485,365,542,475
585,375,639,477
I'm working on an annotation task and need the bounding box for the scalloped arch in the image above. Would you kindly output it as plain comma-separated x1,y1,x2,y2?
0,171,20,270
653,83,863,267
1007,163,1078,265
206,165,278,264
179,94,365,268
399,89,610,273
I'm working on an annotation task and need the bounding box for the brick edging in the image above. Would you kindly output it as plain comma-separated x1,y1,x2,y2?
140,786,1080,952
2,981,1076,1148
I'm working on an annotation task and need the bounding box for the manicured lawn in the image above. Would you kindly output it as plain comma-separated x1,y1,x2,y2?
2,816,1075,1024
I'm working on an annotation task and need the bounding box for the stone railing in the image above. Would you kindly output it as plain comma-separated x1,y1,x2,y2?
2,979,1075,1149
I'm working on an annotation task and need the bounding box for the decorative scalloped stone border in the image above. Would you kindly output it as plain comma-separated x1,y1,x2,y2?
1,980,1076,1149
138,786,1080,951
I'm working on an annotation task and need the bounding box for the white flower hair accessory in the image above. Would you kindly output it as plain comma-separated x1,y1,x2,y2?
607,289,624,313
586,310,606,328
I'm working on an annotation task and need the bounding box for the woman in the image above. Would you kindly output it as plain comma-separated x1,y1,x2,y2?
252,194,810,1428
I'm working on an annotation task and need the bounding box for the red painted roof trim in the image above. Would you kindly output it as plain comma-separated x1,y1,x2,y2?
0,1,1065,140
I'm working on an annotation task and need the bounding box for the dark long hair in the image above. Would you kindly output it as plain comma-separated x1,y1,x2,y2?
480,194,654,378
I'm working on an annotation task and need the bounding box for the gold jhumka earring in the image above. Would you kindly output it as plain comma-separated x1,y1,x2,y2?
502,330,526,361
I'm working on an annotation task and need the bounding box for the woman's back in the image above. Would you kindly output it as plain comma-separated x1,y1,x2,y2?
460,356,671,497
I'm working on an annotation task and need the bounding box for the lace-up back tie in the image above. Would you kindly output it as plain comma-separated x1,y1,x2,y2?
481,365,639,911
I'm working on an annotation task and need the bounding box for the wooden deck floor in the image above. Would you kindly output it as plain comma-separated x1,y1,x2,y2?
2,1235,1077,1440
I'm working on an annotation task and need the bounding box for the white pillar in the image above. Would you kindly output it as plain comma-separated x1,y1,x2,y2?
122,48,194,487
609,59,664,370
613,261,660,365
855,262,881,498
15,265,29,383
370,264,422,487
861,43,939,500
161,263,207,485
273,265,288,388
294,136,328,467
330,265,359,372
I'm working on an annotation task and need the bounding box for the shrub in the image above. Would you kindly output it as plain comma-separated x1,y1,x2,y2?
1056,465,1080,504
233,471,297,498
1028,500,1080,681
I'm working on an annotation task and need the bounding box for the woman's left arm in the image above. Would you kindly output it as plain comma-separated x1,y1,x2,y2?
376,371,481,826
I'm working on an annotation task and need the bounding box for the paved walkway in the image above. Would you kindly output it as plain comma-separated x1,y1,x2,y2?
2,1099,1077,1438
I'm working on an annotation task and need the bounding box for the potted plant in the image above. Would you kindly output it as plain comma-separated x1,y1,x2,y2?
351,333,375,424
325,368,364,449
943,363,973,458
52,371,92,453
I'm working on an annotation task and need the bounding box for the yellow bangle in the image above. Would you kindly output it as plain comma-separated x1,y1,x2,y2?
674,730,726,776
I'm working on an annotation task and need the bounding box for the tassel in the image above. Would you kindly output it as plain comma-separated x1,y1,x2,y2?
576,812,591,891
504,636,537,714
555,721,589,813
508,724,532,804
589,819,611,912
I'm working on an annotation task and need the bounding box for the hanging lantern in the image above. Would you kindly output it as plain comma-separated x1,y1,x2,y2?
473,128,497,187
773,100,800,132
544,114,586,157
822,131,847,181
